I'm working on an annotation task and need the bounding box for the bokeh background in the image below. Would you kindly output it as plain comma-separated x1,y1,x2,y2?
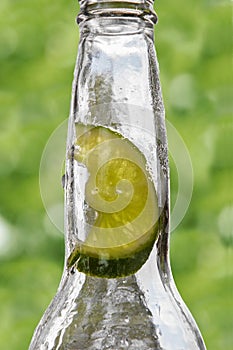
0,0,232,349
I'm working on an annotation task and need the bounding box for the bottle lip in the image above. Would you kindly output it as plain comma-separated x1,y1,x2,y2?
77,0,158,25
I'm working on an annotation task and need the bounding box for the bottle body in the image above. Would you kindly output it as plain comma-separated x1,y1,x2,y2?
29,3,206,349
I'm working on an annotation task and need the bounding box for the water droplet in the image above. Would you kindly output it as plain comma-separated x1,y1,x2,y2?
74,144,81,151
61,174,66,189
91,187,99,195
120,338,129,346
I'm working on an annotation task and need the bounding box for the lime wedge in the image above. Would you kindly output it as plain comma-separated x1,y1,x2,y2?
67,125,159,278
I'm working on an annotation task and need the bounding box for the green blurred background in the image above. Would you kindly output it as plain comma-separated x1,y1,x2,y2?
0,0,232,349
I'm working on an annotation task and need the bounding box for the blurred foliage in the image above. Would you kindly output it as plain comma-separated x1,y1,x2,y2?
0,0,232,349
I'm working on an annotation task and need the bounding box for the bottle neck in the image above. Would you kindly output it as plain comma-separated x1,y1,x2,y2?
77,0,158,26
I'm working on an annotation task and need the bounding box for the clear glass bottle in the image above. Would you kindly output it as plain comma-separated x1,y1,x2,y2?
29,1,206,349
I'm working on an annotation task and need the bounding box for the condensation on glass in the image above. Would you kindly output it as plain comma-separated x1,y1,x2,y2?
29,1,206,349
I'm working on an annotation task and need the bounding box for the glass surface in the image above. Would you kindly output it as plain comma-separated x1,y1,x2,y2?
29,2,206,349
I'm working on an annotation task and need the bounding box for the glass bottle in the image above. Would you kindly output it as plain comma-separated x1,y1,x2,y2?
29,1,206,349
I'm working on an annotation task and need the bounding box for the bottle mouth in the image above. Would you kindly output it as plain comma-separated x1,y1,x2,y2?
77,0,158,25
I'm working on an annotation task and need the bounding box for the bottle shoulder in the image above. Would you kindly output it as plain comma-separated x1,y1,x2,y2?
29,270,206,350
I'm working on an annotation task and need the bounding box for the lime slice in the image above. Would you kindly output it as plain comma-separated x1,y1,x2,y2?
67,125,159,278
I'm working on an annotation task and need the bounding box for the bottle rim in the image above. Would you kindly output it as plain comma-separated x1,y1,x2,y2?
77,0,158,25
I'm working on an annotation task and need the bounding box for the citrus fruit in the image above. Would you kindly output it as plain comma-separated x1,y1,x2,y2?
67,124,159,278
